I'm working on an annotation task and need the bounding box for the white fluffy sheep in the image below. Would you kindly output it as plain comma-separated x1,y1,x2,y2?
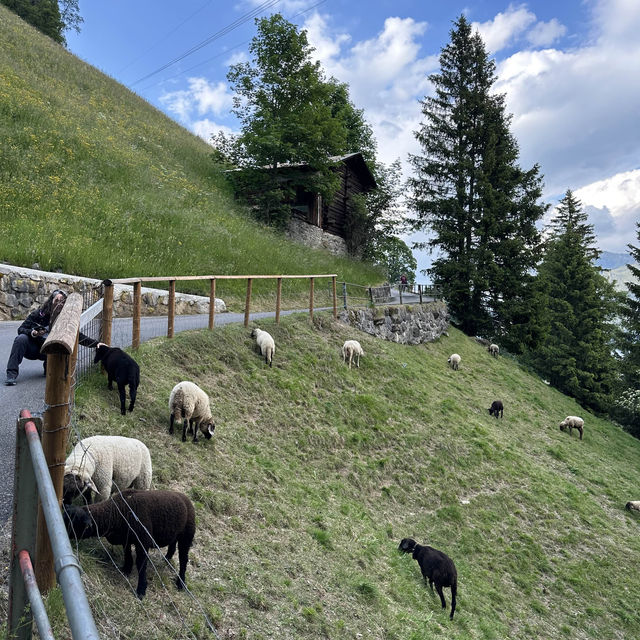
559,415,584,440
488,344,499,358
63,435,152,504
625,501,640,512
169,381,216,443
342,340,364,369
251,327,275,367
447,354,461,370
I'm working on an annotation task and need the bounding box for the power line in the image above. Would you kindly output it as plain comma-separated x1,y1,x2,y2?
131,0,282,86
137,0,330,93
118,0,215,75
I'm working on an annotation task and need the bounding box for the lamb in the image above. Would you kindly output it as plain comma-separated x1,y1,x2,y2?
398,537,458,620
559,415,584,440
169,381,216,443
488,343,499,358
488,400,504,418
251,327,275,367
625,501,640,512
63,435,152,504
93,345,140,415
63,489,195,599
341,340,364,369
447,354,461,370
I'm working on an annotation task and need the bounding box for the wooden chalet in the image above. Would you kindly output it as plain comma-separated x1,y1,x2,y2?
287,153,377,241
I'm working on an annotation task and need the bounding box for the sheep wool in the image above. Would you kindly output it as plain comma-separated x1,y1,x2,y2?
169,381,216,443
448,354,461,370
63,435,152,504
342,340,364,369
63,489,195,599
251,328,275,367
488,344,499,358
559,415,584,440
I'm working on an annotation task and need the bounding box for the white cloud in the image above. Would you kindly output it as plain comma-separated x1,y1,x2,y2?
160,77,234,124
191,119,236,143
472,4,536,53
526,18,567,47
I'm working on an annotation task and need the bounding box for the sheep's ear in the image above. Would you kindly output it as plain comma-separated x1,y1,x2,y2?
206,423,215,438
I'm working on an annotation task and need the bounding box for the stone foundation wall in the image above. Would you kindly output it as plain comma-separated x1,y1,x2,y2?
0,264,226,320
287,218,348,256
339,301,450,344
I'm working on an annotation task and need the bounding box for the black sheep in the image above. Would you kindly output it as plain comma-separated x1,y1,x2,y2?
94,345,140,415
398,537,458,620
63,489,195,599
488,400,504,418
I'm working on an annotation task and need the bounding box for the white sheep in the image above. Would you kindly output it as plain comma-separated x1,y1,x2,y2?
63,435,152,504
488,343,499,358
447,354,461,370
169,381,216,443
342,340,364,369
559,415,584,440
251,327,275,367
625,501,640,512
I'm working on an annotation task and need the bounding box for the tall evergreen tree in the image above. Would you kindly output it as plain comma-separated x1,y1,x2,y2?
409,15,546,344
530,190,618,413
619,223,640,388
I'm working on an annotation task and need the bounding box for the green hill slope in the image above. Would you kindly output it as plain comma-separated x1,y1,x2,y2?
0,6,381,301
39,313,640,639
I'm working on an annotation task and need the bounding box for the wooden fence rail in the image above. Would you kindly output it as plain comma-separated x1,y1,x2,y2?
102,274,339,350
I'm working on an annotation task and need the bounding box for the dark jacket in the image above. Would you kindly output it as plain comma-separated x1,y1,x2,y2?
17,307,98,348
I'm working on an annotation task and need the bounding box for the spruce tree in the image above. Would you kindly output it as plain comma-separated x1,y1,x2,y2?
531,190,618,412
619,223,640,387
409,15,546,344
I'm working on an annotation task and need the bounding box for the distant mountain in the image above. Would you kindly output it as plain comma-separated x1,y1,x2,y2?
597,251,631,270
603,264,638,293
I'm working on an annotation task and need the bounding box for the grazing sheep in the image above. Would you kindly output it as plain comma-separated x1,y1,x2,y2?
399,537,458,620
93,345,140,415
169,381,216,443
559,415,584,440
447,354,461,371
341,340,364,369
63,435,152,504
625,501,640,512
251,327,275,367
488,400,504,419
488,344,499,358
64,489,195,599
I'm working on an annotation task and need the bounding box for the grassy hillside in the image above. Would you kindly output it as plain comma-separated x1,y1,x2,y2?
25,311,640,640
0,6,382,304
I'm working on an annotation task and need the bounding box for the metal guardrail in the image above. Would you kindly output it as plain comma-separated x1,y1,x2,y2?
338,281,443,309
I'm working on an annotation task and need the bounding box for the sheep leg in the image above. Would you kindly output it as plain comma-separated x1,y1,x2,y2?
356,353,360,368
107,374,114,390
128,383,137,412
166,540,177,561
450,583,457,620
192,421,199,443
181,419,188,443
117,381,127,416
176,536,192,590
134,544,149,599
169,413,175,435
122,543,134,575
435,584,447,610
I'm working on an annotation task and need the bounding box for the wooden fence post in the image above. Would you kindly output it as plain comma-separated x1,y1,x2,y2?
369,287,374,306
209,278,216,330
419,284,423,304
332,276,337,319
244,278,252,328
167,280,175,339
309,277,315,322
399,284,403,305
36,293,82,593
132,281,141,349
343,282,348,310
102,281,113,346
275,278,282,324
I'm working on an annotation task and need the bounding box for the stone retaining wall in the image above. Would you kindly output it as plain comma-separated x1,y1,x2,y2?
287,218,348,256
339,301,449,344
0,264,226,320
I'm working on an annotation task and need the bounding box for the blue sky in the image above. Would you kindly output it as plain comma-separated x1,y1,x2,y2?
67,0,639,275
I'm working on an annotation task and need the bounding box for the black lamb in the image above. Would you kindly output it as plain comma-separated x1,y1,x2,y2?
488,400,504,418
94,345,140,415
63,489,195,599
398,537,458,620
